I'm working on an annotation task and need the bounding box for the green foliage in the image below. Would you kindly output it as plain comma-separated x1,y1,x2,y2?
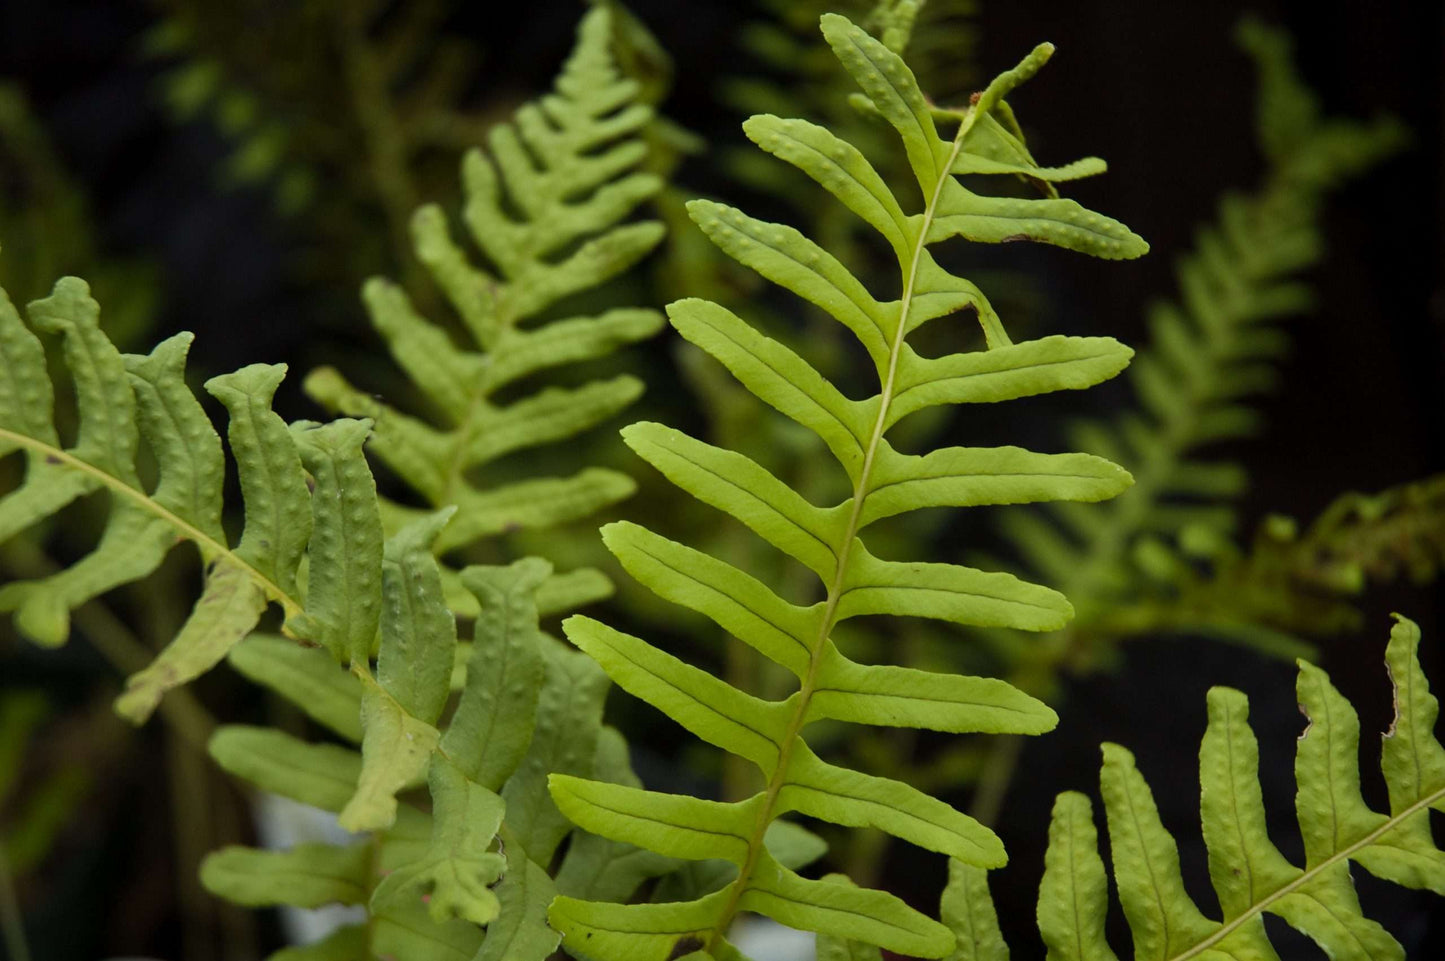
999,17,1408,681
205,543,621,961
0,274,390,721
545,15,1145,959
724,0,978,278
144,0,498,297
1099,472,1445,646
305,6,663,619
1025,615,1445,961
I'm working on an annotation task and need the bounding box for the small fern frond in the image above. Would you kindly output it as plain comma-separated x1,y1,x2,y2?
546,16,1145,960
305,6,664,618
0,277,386,723
1002,17,1406,649
1025,614,1445,961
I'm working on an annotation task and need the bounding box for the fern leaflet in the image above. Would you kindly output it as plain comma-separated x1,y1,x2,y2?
1022,614,1445,961
546,15,1145,960
204,529,617,960
0,276,385,723
304,6,664,619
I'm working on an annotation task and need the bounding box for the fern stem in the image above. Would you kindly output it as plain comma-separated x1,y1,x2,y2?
968,732,1024,829
703,113,978,953
1171,782,1445,961
0,426,303,623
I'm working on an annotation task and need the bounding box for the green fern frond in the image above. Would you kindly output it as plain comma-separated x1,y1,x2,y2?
205,527,618,960
545,15,1145,959
1025,614,1445,961
304,6,663,619
0,276,388,723
1001,17,1406,659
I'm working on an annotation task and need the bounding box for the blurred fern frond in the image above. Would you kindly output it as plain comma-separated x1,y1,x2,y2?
1096,473,1445,647
145,0,509,301
999,17,1408,681
0,86,159,344
303,6,665,619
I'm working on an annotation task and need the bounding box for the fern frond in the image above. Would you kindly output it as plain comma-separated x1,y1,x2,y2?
1000,17,1406,662
546,16,1145,959
1028,614,1445,961
0,277,387,723
304,6,663,618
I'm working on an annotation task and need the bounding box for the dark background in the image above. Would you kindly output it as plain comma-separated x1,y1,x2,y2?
1,1,1442,959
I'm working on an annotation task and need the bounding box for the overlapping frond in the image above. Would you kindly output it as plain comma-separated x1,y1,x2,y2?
546,15,1145,960
1001,18,1407,651
1024,615,1444,961
305,6,664,618
0,275,384,723
204,532,617,961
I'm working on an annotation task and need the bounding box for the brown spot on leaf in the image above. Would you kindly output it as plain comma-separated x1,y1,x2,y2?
1001,234,1032,244
668,937,703,959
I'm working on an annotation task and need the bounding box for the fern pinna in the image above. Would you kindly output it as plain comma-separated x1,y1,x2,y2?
203,537,617,961
305,6,664,619
1047,615,1445,961
0,274,390,722
546,15,1145,960
822,616,1445,961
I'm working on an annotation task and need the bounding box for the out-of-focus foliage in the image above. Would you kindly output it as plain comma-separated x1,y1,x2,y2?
146,0,502,301
997,18,1410,694
0,86,158,345
1105,472,1445,645
303,7,665,619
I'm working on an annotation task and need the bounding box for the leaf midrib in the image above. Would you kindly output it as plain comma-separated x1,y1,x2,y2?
0,426,301,617
1169,782,1445,961
702,101,978,953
